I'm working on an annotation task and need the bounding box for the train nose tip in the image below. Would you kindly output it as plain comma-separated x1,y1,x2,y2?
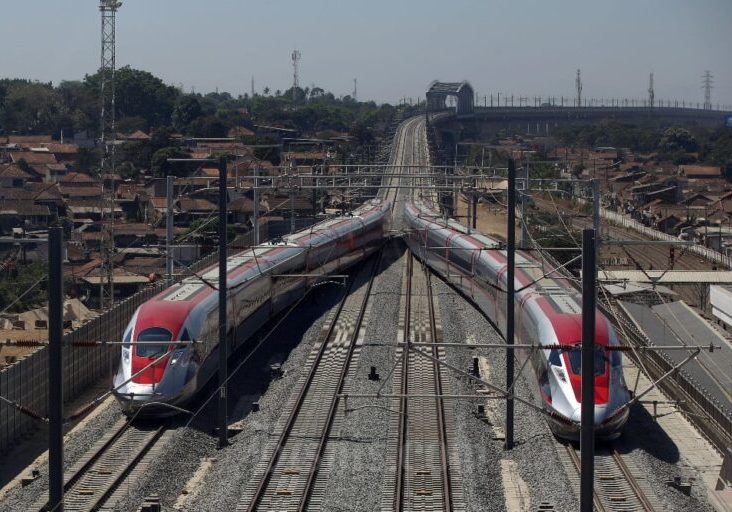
571,404,609,424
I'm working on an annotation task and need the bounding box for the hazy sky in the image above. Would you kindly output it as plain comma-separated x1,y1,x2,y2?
3,0,731,105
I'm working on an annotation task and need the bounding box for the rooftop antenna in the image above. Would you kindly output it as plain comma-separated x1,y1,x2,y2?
576,69,582,107
99,0,121,310
353,78,358,101
702,70,713,110
291,49,301,101
648,72,655,108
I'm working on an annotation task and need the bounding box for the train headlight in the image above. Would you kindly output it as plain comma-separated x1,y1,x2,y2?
170,350,185,366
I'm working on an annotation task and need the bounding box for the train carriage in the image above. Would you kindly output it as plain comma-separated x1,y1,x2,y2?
405,199,630,440
113,199,390,415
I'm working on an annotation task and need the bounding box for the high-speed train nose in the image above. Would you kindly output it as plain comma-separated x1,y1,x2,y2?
571,404,609,425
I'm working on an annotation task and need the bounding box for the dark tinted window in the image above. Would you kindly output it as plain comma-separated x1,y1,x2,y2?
566,348,606,376
549,349,562,366
136,327,172,358
122,329,132,349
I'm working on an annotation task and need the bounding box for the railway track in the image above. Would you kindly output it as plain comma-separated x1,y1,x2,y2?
238,250,382,511
381,252,464,512
36,418,167,512
560,443,662,512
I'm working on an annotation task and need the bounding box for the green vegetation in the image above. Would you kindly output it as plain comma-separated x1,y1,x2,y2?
0,69,398,178
0,260,48,313
554,121,732,169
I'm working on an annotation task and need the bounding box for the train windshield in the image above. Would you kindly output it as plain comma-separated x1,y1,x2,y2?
135,327,172,358
565,348,606,376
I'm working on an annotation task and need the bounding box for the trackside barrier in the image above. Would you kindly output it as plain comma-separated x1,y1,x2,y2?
577,199,732,269
0,248,222,454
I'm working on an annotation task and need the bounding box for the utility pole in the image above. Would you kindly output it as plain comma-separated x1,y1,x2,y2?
521,162,529,247
702,71,713,110
252,167,260,246
648,72,655,109
580,228,597,512
505,159,516,450
576,69,583,108
48,227,64,512
218,157,229,449
166,175,174,286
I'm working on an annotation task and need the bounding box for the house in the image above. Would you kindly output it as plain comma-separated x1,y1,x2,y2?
59,172,99,188
0,164,33,187
229,196,255,224
175,197,217,223
655,214,682,234
44,164,70,183
0,200,52,231
9,151,58,166
679,165,722,179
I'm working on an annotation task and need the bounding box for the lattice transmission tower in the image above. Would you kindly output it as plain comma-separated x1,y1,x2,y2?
576,69,582,107
702,70,713,110
292,49,301,101
648,72,655,108
99,0,121,309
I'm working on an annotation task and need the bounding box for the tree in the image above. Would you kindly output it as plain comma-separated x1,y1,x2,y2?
186,115,230,138
172,95,202,131
84,67,180,128
659,127,698,153
151,147,190,176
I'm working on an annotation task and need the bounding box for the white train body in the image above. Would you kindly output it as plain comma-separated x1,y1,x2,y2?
114,199,390,415
405,198,630,440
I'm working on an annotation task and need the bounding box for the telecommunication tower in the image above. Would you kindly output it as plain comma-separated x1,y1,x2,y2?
575,69,582,107
291,49,301,100
353,78,358,102
648,72,655,108
702,71,713,110
251,76,255,97
99,0,121,309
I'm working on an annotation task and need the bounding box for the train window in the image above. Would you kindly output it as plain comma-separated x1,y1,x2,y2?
549,349,562,366
122,329,132,349
136,327,172,358
566,348,606,376
180,329,190,342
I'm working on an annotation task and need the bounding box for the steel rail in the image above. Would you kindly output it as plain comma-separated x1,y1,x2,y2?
243,270,356,512
426,269,455,512
298,249,384,511
565,445,606,512
612,450,656,512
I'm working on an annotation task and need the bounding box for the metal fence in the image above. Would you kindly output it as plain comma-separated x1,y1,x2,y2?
577,200,732,269
0,249,221,454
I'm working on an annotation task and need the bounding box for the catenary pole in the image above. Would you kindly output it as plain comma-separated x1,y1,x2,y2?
48,226,64,511
218,157,229,449
581,228,597,512
166,175,174,286
505,159,516,450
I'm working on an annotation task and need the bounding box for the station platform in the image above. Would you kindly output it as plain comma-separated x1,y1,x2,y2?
618,300,732,418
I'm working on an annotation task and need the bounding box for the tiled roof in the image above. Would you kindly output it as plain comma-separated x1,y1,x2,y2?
177,197,217,212
59,172,98,184
0,164,32,179
61,186,103,198
9,151,58,165
5,135,53,144
0,200,51,216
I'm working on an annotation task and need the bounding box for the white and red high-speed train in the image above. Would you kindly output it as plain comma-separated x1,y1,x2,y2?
113,199,389,415
405,198,630,440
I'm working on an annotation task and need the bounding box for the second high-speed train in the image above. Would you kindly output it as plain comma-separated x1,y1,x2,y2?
113,199,389,415
405,197,630,440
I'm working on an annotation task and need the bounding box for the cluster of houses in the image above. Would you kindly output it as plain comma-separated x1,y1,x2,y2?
0,131,349,310
495,136,732,255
